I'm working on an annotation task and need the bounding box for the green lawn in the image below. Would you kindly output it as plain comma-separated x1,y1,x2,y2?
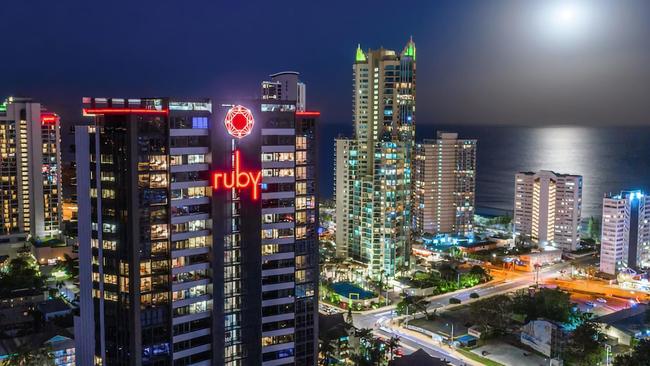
456,348,505,366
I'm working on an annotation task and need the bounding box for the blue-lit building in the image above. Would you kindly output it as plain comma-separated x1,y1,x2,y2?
600,190,650,275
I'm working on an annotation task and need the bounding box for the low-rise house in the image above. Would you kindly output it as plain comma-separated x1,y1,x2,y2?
37,299,73,321
596,303,649,346
0,325,75,365
520,319,566,358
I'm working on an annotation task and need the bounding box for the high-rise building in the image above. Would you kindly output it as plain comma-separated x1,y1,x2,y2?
262,71,306,112
513,170,582,251
600,190,650,275
0,97,61,244
335,39,416,279
413,132,476,237
334,138,351,259
76,74,319,365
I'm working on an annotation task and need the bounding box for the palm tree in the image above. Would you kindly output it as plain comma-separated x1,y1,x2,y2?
319,337,336,365
355,328,374,358
397,294,428,318
368,338,387,365
386,336,401,361
5,346,54,366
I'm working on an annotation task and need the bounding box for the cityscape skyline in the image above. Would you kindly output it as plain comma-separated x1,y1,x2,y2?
2,2,650,366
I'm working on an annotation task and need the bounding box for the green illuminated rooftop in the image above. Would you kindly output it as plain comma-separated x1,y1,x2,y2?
0,102,6,113
355,44,367,63
403,38,416,60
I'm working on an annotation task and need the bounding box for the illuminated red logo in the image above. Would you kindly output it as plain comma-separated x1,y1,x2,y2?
213,150,262,200
224,105,254,139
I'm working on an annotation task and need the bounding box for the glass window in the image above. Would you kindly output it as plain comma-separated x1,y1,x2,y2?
192,117,208,129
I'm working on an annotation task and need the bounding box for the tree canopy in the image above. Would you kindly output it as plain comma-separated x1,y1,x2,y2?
0,255,45,298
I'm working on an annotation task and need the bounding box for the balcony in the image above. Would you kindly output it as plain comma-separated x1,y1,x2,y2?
172,343,211,361
172,310,211,325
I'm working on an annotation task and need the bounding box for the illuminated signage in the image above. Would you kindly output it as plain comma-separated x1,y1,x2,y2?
41,112,59,125
213,150,262,200
224,105,254,138
83,108,169,116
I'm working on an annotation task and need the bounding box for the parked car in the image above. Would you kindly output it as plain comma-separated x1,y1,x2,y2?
586,301,596,307
596,298,607,303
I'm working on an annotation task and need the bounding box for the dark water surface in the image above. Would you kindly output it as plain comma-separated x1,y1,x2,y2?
319,123,650,218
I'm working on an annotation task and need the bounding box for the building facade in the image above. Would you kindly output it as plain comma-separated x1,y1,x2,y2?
513,170,582,251
334,138,351,259
0,97,61,244
600,191,650,275
413,132,476,237
335,39,416,279
76,75,319,365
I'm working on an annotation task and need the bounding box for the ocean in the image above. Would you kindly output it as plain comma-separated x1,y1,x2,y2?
318,123,650,219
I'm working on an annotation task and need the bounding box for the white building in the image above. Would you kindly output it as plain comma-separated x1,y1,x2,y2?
413,132,476,236
514,170,582,251
0,97,61,245
600,191,650,275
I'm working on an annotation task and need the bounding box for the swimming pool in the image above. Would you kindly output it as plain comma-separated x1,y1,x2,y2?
331,282,376,300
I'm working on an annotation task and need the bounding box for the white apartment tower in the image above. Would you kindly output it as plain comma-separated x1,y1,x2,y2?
0,97,61,244
514,170,582,251
413,132,477,236
600,191,650,275
335,39,416,279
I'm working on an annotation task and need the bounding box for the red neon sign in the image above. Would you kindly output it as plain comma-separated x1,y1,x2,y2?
83,108,169,116
224,105,254,138
212,150,262,200
41,112,59,125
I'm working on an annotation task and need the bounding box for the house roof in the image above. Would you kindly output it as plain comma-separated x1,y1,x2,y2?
0,326,73,357
389,349,450,366
596,303,649,335
37,298,71,314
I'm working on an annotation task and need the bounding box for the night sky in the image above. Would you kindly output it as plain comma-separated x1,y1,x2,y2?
3,0,650,127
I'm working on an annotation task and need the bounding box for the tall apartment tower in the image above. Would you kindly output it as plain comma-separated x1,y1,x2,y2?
334,138,351,259
600,191,650,275
335,39,416,279
513,170,582,251
262,71,306,112
76,78,319,365
413,132,477,237
0,97,61,244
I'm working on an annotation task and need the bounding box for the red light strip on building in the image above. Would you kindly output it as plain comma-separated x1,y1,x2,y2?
212,150,262,200
41,113,59,124
295,111,320,117
83,108,169,115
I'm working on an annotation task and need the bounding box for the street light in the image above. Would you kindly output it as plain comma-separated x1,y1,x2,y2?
605,344,612,366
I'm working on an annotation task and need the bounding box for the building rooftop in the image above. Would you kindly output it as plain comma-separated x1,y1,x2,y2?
37,298,72,315
0,325,73,357
388,349,450,366
319,313,350,340
596,303,649,336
